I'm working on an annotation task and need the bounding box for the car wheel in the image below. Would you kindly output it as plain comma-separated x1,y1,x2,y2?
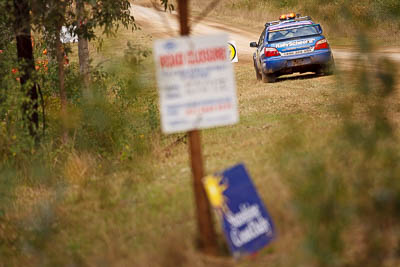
261,71,276,83
317,58,335,76
324,58,335,75
255,68,262,81
253,60,262,81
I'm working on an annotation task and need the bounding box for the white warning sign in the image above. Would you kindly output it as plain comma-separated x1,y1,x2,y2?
154,34,238,134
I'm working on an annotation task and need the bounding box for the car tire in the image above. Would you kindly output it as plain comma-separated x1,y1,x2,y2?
261,71,276,83
325,58,335,75
255,68,262,81
253,60,262,81
317,58,335,76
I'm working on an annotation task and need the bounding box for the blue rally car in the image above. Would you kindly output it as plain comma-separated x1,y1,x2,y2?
250,13,335,83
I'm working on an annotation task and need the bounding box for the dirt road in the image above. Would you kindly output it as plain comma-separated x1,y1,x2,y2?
132,5,257,56
131,5,400,67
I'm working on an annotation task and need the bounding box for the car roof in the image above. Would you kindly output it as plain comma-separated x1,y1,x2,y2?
268,20,313,31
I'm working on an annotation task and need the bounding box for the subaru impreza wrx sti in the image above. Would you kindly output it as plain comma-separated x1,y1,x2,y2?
250,13,335,83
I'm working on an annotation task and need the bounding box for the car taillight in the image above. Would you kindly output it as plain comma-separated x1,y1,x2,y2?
315,39,329,50
264,47,280,57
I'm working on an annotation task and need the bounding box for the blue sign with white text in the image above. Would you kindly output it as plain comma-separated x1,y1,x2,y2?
203,164,275,257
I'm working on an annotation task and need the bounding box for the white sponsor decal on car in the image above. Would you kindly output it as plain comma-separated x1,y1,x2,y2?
275,39,315,48
280,47,314,56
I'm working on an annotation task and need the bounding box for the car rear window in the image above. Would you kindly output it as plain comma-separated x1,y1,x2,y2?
268,25,319,42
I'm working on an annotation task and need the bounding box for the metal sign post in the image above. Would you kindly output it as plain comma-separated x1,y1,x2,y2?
177,0,218,255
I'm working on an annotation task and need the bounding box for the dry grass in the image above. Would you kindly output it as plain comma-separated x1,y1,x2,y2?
189,0,400,46
127,58,346,265
63,152,97,185
3,3,400,266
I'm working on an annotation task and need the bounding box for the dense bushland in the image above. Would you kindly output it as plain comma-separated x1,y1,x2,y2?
0,32,163,265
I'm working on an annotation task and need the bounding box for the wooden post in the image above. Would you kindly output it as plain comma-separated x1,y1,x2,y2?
177,0,218,255
188,130,218,254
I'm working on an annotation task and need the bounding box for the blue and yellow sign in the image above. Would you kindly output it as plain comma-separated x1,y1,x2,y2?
204,164,275,257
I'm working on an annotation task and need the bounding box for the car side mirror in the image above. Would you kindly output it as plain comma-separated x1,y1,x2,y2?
250,42,258,48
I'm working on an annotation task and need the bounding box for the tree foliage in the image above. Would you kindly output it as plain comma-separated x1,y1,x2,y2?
0,0,139,143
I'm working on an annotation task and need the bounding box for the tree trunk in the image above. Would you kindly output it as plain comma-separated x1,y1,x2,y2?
56,29,68,144
76,0,90,89
13,0,39,142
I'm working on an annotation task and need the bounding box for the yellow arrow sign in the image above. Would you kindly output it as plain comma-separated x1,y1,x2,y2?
228,41,238,63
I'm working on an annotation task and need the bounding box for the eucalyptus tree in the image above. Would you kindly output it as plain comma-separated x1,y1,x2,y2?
0,0,40,141
71,0,135,88
12,0,136,142
72,0,173,88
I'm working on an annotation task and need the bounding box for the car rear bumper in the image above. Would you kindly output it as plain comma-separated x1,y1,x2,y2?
262,49,333,74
